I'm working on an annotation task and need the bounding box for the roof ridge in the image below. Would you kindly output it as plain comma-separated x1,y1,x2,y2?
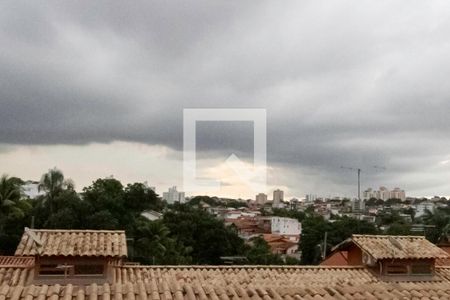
352,234,426,239
116,265,368,269
28,229,126,233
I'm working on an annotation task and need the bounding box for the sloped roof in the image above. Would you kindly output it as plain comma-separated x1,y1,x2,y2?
3,265,450,299
320,251,349,266
0,256,34,268
14,229,127,257
437,246,450,266
351,234,449,260
262,234,297,252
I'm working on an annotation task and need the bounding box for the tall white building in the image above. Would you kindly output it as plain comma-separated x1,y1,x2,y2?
272,189,284,208
305,194,317,203
255,193,267,205
162,186,185,204
352,199,365,212
391,187,406,201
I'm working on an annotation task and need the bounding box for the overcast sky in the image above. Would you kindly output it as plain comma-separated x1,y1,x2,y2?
1,1,450,199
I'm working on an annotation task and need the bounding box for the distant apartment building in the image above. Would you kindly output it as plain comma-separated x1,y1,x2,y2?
305,194,317,203
272,189,284,208
363,186,406,201
352,199,365,212
162,186,185,204
255,193,267,205
391,187,406,201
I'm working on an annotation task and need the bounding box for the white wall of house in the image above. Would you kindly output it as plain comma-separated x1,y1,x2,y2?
415,202,435,218
270,217,302,236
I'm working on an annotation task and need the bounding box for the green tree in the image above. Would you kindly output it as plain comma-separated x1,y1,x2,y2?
163,204,245,264
422,208,450,243
38,168,74,214
386,223,412,235
188,196,220,207
328,216,378,246
300,215,378,265
124,183,163,213
0,175,32,255
246,237,283,264
134,218,172,264
300,215,330,264
270,208,306,222
82,178,129,230
0,175,31,228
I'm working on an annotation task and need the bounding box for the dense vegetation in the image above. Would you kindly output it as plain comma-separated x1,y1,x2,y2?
1,168,449,265
0,169,288,264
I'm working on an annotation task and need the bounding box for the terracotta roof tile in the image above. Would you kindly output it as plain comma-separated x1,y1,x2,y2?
14,229,127,258
6,249,450,299
319,251,348,266
351,234,449,260
0,256,34,268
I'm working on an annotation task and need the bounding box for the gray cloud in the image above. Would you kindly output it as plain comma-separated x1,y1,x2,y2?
1,1,450,196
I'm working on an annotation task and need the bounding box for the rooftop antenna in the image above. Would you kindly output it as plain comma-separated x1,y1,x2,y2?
24,227,43,254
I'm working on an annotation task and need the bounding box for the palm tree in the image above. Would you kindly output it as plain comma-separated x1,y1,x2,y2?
0,175,29,231
0,175,20,204
422,208,450,243
38,168,74,214
440,223,450,244
135,219,171,264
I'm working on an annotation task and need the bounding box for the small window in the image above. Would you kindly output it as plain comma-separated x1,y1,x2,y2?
386,264,408,275
411,263,432,275
39,264,72,276
74,264,104,275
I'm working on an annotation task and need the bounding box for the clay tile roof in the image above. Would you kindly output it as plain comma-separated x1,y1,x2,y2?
5,265,450,299
14,229,128,257
320,251,348,266
351,234,450,260
0,256,34,268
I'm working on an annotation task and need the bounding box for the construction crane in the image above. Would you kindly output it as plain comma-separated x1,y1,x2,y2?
340,165,386,200
340,166,362,200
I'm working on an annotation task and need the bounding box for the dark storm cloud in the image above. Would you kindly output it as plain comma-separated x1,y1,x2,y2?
1,1,450,196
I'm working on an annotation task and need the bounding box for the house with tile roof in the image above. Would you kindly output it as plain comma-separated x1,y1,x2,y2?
328,234,449,280
14,228,127,284
262,234,299,257
320,250,349,266
4,229,450,299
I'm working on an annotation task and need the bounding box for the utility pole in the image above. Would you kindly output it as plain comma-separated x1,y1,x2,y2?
357,168,361,200
322,231,328,260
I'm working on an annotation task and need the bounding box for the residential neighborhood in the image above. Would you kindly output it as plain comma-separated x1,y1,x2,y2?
2,1,450,299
